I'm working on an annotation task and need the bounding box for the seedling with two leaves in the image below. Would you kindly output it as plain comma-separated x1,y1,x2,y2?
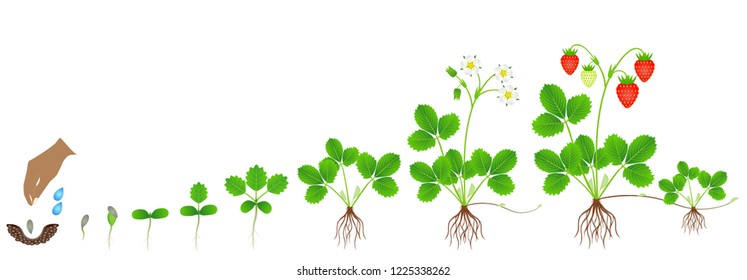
180,182,218,249
132,208,169,249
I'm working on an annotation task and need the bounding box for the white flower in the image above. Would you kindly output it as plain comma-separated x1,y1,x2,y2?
460,55,481,76
495,64,513,84
498,85,519,105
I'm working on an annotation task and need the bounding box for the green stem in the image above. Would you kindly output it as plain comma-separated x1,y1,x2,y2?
251,208,258,249
466,176,490,204
687,180,695,206
195,203,201,250
436,138,445,156
600,194,690,209
350,178,375,207
468,202,542,214
599,165,625,197
341,165,351,204
107,226,113,250
81,228,85,241
146,218,152,250
325,184,348,206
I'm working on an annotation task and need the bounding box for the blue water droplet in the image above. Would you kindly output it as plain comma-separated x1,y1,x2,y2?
53,187,64,201
52,202,63,215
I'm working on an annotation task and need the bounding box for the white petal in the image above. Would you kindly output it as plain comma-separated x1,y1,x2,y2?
507,98,516,105
513,90,520,99
499,95,507,103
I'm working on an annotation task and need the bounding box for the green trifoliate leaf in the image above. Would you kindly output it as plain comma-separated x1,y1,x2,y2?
490,149,517,175
603,134,628,165
711,171,727,187
437,113,460,140
698,171,711,188
319,158,340,183
372,177,398,197
257,201,272,214
151,208,169,219
225,176,247,196
246,165,268,191
410,162,437,183
673,174,686,191
677,161,689,177
560,142,582,174
199,205,217,215
240,200,256,213
709,187,726,200
566,94,591,124
356,152,377,179
432,155,452,183
470,148,492,176
453,88,461,100
375,153,401,177
623,164,654,187
305,186,327,204
417,183,440,202
180,206,198,216
539,84,567,118
488,174,515,196
535,149,564,173
688,167,700,180
414,104,439,134
575,135,595,163
190,182,208,204
342,147,359,166
544,173,570,195
445,149,463,175
267,174,289,194
626,135,656,164
532,113,564,137
298,165,324,185
659,179,676,192
663,193,679,205
325,138,344,162
132,209,150,220
408,130,436,151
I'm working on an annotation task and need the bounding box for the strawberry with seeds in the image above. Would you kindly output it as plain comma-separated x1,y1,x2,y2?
616,75,639,108
635,52,655,82
580,63,597,88
561,48,579,75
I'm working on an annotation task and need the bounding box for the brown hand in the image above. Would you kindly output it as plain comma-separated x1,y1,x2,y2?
23,139,75,206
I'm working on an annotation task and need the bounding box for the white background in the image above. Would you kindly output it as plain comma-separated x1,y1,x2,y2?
1,1,744,279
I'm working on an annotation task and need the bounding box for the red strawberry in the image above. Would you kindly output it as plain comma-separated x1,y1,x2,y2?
634,52,655,82
616,75,639,108
561,48,579,75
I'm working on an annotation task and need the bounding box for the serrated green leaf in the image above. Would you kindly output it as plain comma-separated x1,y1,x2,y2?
677,161,689,176
372,177,398,197
623,164,654,187
180,206,198,216
708,187,726,200
225,176,247,196
566,94,591,124
375,153,401,177
298,165,324,185
603,134,628,165
151,208,169,219
342,147,359,166
319,158,340,183
698,171,711,188
325,138,344,162
240,200,256,213
664,193,679,205
437,113,460,140
539,84,567,118
190,182,208,204
488,175,515,196
445,149,463,174
544,173,570,195
305,185,327,204
490,149,517,175
470,148,492,176
626,135,656,164
257,201,272,214
414,104,439,134
659,179,675,192
576,135,595,163
417,183,440,202
408,130,436,151
132,209,150,220
688,167,700,180
594,148,611,169
107,213,117,226
535,149,564,173
560,142,582,175
267,174,288,194
199,205,217,215
356,152,376,179
432,155,452,183
673,174,686,191
463,160,477,179
246,165,268,191
410,162,436,183
532,113,564,137
711,171,727,187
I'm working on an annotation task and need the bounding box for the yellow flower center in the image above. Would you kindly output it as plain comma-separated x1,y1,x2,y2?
500,69,508,77
467,61,475,69
504,91,512,99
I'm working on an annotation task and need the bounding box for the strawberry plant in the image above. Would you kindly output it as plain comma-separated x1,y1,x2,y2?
132,208,169,249
224,164,288,248
180,182,218,249
298,138,401,248
409,56,540,248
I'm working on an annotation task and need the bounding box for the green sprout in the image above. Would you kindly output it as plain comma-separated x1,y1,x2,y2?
224,164,288,249
132,208,169,249
180,182,218,249
81,214,89,240
107,206,117,249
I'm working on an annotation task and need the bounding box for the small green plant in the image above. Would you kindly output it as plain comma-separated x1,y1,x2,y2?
107,206,117,249
132,208,169,249
180,182,218,249
657,161,737,234
224,164,288,248
298,138,401,248
81,214,89,240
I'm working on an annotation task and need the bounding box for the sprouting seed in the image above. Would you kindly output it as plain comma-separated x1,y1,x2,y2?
81,214,89,240
107,206,118,249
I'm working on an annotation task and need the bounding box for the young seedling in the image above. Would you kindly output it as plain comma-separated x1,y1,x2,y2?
81,214,89,240
224,164,288,248
132,208,169,249
107,206,117,249
655,162,737,234
180,182,218,249
409,57,539,248
298,138,401,248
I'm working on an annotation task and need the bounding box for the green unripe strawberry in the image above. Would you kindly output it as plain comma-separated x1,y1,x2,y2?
580,63,596,88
